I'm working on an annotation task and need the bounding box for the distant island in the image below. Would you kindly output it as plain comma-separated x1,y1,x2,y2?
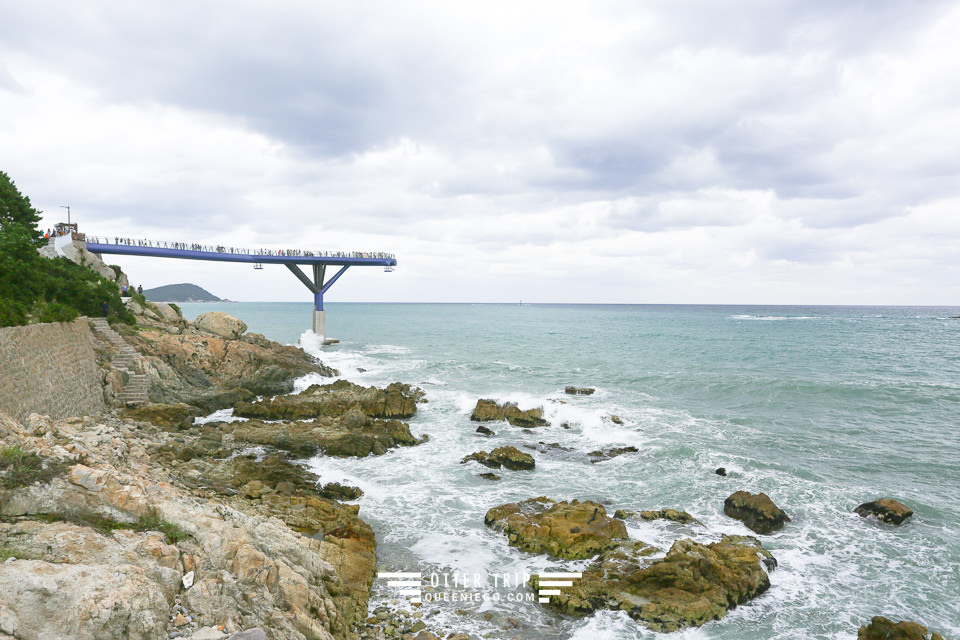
142,283,221,302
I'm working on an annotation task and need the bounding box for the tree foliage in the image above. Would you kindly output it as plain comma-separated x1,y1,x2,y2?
0,171,133,327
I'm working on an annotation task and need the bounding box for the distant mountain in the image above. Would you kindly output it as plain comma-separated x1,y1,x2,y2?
142,283,221,302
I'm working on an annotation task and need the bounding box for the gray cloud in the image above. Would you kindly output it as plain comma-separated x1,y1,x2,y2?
2,0,959,303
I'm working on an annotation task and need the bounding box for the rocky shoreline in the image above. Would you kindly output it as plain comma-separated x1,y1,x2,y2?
0,294,948,640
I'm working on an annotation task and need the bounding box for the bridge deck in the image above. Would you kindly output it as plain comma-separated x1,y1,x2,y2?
84,237,397,267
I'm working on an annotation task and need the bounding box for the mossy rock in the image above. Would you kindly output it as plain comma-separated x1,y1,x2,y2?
485,497,627,559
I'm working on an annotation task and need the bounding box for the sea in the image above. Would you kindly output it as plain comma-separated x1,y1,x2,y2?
178,302,960,639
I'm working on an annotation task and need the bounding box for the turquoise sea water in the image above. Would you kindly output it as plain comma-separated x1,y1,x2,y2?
179,302,960,639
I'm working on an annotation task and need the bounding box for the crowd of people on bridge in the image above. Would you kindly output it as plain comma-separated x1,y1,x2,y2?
85,235,395,260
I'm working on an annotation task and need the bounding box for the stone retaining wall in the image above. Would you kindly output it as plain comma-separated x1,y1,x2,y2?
0,317,104,423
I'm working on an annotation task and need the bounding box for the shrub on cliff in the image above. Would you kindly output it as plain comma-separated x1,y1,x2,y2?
0,171,133,326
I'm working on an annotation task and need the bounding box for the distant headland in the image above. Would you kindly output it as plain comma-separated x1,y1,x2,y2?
142,282,221,303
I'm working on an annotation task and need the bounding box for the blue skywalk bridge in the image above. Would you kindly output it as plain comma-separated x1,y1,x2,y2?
84,235,397,339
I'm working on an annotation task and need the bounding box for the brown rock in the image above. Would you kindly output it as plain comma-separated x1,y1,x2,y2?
234,380,423,421
485,497,627,559
194,311,247,339
125,403,203,430
534,534,775,632
858,616,945,640
854,499,914,525
470,399,547,427
587,446,638,463
564,386,595,395
639,508,701,525
461,446,535,471
723,491,791,534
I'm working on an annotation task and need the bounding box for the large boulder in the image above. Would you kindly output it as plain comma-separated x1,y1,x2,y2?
858,616,945,640
854,498,914,525
723,491,791,534
152,302,181,324
470,399,547,427
194,311,247,339
533,534,776,632
461,446,535,471
484,497,627,559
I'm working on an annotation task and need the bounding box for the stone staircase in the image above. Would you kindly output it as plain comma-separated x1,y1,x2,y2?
88,317,149,406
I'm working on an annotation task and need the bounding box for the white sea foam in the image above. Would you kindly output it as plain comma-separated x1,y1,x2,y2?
194,408,248,424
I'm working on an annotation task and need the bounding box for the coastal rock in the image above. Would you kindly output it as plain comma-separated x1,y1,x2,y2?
125,296,162,321
587,445,638,463
610,415,623,425
124,403,202,430
230,415,419,458
319,482,364,501
533,534,775,632
479,472,501,481
152,302,182,324
128,327,334,411
564,386,595,395
484,497,627,559
0,411,376,639
233,380,424,421
724,490,791,534
854,498,914,525
857,616,945,640
194,311,247,339
639,508,701,525
461,446,535,471
475,426,495,436
470,399,547,427
715,467,727,476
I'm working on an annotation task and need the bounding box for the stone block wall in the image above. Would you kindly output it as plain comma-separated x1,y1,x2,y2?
0,318,105,424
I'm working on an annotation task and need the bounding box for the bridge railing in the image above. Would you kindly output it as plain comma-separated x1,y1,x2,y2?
84,236,396,260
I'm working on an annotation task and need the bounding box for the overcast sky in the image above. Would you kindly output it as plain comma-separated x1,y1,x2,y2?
2,1,959,305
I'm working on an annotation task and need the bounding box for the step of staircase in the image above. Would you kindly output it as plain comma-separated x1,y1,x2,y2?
88,317,150,405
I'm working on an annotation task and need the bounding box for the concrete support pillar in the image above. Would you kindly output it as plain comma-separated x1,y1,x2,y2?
312,309,326,338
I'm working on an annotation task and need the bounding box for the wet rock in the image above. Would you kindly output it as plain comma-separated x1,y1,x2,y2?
857,616,945,640
587,445,638,463
723,490,791,534
564,386,595,395
534,534,775,632
470,399,547,427
485,497,628,559
613,509,635,519
125,403,202,431
475,426,495,436
610,415,623,425
639,508,701,525
234,380,424,421
715,467,727,476
318,482,363,501
854,498,914,525
231,416,419,458
461,446,535,471
479,473,501,481
194,311,247,339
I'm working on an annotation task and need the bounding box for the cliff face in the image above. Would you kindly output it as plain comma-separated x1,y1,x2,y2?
0,410,376,640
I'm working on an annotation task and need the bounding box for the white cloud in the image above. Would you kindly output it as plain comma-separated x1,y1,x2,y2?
1,1,959,304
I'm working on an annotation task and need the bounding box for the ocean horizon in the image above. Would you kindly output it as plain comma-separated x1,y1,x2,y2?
180,301,960,639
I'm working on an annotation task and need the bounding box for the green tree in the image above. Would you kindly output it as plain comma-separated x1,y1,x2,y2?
0,171,43,246
0,170,133,327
